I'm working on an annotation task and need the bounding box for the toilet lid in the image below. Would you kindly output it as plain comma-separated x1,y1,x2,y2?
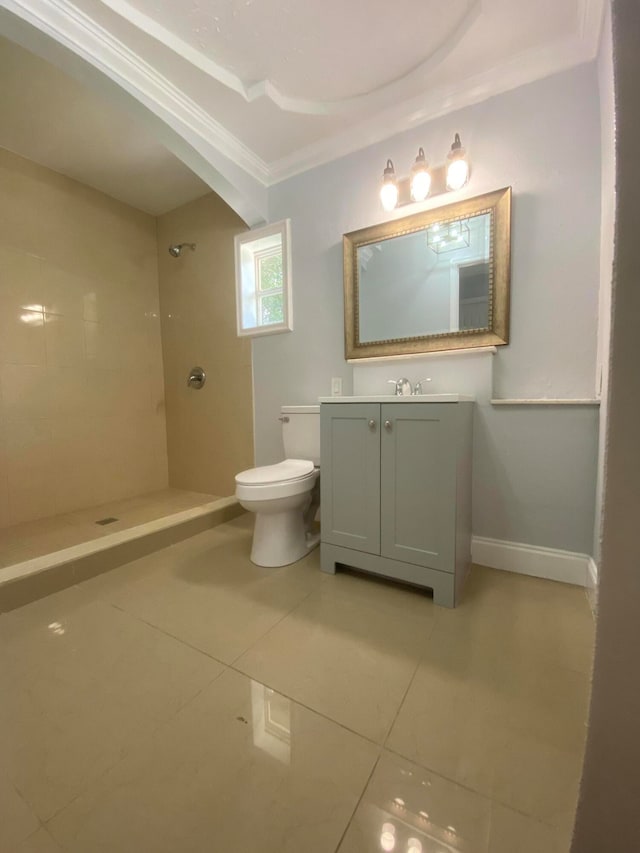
235,458,315,486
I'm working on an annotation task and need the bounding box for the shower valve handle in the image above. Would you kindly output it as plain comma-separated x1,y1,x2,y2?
187,367,206,389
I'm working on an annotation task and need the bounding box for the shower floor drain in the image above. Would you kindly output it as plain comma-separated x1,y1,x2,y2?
95,517,119,526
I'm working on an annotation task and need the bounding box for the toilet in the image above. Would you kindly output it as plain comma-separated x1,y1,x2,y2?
235,405,320,567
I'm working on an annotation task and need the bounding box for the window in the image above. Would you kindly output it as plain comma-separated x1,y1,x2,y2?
234,219,292,337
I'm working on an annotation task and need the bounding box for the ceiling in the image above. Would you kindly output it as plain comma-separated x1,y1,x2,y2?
0,35,209,215
0,0,603,218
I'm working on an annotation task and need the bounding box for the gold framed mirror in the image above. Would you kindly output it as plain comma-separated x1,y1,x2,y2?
343,186,511,359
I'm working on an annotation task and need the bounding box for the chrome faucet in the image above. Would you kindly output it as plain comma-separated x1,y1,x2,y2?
387,378,412,396
413,378,432,395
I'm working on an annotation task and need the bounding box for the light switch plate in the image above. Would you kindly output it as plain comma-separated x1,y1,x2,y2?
331,377,343,396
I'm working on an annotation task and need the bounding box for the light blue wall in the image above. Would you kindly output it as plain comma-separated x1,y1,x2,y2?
254,63,601,555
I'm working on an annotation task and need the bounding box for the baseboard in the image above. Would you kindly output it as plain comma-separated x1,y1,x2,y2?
471,536,590,587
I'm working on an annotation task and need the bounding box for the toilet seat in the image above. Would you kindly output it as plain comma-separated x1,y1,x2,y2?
236,458,314,486
235,459,318,502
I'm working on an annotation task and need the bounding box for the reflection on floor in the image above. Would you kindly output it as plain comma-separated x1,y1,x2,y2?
0,488,219,568
0,514,594,853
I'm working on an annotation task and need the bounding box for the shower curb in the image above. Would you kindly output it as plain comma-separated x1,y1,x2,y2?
0,498,245,613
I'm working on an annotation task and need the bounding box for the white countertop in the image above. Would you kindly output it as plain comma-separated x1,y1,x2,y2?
318,394,474,403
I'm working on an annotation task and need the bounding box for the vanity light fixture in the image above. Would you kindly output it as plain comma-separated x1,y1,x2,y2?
380,159,399,212
379,133,469,210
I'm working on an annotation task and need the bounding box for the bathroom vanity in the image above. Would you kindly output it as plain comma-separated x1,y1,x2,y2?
319,396,473,607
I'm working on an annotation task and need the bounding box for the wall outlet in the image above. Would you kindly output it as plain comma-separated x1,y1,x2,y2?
331,377,343,396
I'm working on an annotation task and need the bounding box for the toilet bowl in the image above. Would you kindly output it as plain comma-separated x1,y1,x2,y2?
235,407,320,568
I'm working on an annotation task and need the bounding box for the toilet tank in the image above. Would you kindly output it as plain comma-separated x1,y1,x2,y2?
281,406,320,465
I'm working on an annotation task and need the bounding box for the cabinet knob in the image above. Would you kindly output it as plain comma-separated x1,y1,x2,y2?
384,419,392,431
368,419,377,430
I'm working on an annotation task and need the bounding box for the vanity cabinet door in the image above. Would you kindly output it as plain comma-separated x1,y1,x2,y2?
320,403,381,554
380,403,457,572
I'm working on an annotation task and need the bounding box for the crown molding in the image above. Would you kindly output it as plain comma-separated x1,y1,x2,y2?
268,10,605,184
1,0,271,186
97,0,481,116
1,0,605,193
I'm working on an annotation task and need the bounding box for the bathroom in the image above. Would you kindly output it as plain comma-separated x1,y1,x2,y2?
0,1,638,851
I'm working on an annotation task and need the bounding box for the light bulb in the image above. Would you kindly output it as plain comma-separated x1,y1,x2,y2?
407,839,423,853
380,181,399,211
446,133,469,191
411,170,431,201
446,158,469,191
380,158,398,211
410,147,431,201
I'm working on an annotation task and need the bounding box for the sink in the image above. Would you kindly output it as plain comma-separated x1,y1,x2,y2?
318,394,474,403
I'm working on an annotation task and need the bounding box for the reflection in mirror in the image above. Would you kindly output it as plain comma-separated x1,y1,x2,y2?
344,187,511,359
358,212,491,342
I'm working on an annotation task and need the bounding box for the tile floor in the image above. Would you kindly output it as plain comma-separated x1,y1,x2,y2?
0,489,219,569
0,514,595,852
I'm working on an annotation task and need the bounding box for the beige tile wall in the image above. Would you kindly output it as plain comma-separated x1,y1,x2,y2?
157,193,253,496
0,148,169,527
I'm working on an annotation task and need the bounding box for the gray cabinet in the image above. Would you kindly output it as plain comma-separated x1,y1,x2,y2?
320,403,381,554
320,401,473,607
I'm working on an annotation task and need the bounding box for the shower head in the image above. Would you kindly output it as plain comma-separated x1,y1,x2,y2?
168,242,196,258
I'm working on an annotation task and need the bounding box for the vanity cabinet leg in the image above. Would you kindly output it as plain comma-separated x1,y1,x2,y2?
432,578,456,608
320,545,337,574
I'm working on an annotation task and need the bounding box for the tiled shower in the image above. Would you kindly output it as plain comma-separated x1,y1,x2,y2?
0,146,253,568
